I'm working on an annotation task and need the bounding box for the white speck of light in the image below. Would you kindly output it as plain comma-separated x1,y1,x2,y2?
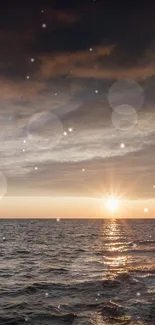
42,23,46,28
136,292,141,297
95,90,98,94
2,236,6,241
120,143,125,148
57,218,60,222
144,208,148,213
63,131,67,136
25,317,28,322
153,185,155,188
45,292,49,297
41,10,44,13
68,128,73,132
30,58,35,62
26,76,30,79
34,167,38,170
23,140,26,143
89,48,93,51
97,293,101,296
150,235,152,238
23,149,26,152
82,168,85,172
55,93,57,96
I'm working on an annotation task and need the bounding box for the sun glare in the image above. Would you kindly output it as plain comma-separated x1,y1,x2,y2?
105,196,120,213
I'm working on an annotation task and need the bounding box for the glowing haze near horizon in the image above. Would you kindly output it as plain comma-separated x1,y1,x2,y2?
0,1,155,217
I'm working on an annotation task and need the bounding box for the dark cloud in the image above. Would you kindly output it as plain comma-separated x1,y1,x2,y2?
0,0,155,200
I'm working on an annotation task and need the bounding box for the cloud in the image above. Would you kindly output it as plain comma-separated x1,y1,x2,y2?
45,9,81,26
0,1,155,200
0,78,45,101
38,45,115,79
37,42,155,81
0,62,155,200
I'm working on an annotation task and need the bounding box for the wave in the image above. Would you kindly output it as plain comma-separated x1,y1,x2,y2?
134,240,155,245
0,313,76,325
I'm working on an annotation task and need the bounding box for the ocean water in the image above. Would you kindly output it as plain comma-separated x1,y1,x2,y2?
0,219,155,325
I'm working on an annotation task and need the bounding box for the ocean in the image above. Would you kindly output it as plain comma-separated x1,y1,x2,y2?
0,219,155,325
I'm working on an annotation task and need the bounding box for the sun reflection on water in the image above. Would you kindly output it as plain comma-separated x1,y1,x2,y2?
103,255,128,268
92,219,131,274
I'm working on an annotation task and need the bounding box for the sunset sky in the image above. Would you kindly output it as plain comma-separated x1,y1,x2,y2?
0,1,155,217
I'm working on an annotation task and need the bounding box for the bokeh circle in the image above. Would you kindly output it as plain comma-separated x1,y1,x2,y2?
108,79,144,111
112,105,137,131
27,111,63,149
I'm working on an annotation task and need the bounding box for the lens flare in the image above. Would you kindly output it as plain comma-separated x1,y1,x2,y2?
105,196,120,212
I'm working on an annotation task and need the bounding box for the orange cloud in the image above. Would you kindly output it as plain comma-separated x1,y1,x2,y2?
70,65,155,79
39,45,115,78
37,43,155,80
52,9,81,24
0,78,45,101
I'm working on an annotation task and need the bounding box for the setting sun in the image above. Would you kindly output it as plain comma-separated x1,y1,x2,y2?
105,197,120,213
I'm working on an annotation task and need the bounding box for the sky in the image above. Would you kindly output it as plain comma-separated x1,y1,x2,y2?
0,0,155,217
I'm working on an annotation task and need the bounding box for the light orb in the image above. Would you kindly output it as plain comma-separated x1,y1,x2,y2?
27,111,63,150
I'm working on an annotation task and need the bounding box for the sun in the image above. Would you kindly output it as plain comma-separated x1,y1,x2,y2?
105,196,120,213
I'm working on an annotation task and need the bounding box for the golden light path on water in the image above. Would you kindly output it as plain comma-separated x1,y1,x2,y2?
91,219,132,276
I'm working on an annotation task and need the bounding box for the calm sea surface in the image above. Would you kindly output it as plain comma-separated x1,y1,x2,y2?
0,219,155,325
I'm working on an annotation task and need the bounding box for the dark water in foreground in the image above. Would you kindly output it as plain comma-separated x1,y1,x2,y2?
0,219,155,325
